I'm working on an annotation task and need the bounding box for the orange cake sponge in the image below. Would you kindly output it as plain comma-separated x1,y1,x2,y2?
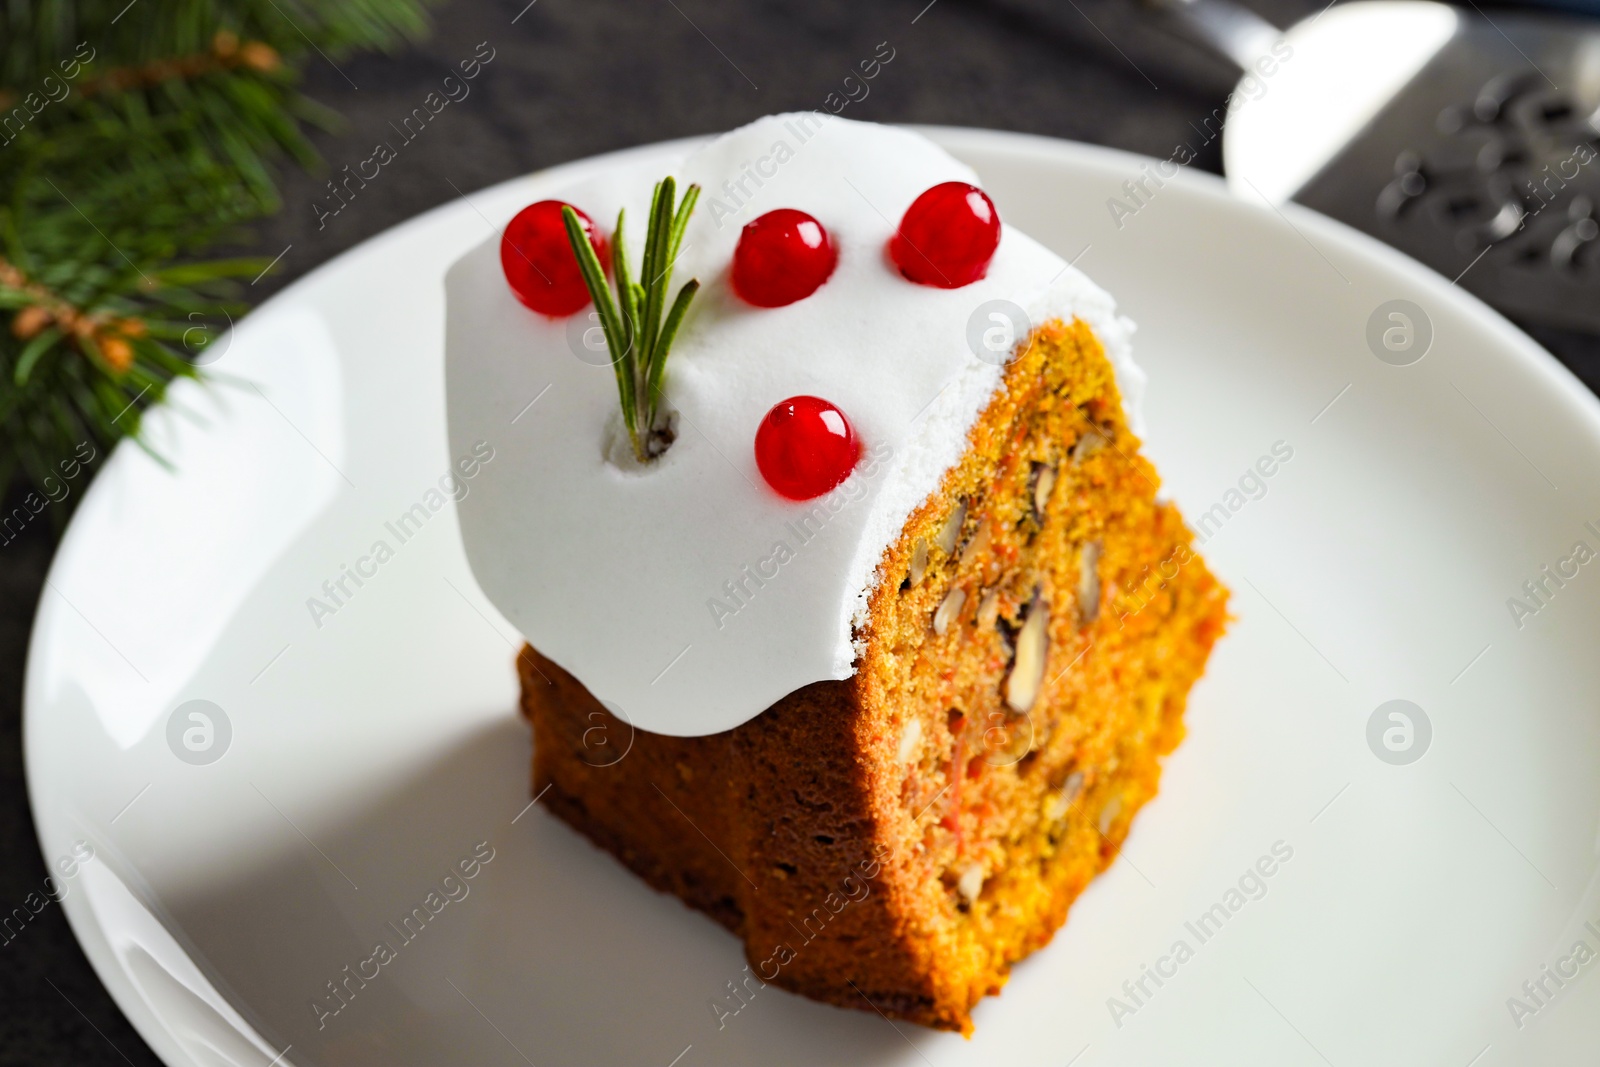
519,317,1228,1032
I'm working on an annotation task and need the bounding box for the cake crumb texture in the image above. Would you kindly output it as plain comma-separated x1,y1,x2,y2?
519,317,1229,1034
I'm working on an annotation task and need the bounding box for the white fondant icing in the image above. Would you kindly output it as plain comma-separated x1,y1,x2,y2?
446,115,1143,736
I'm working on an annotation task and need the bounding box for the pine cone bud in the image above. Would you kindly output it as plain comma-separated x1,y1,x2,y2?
12,305,52,340
240,42,281,73
100,335,134,373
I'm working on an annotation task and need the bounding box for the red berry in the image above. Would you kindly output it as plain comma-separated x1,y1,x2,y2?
889,182,1000,288
755,396,861,500
732,209,837,307
501,200,609,317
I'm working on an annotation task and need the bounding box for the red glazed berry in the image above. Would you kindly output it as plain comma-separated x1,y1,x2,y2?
500,200,609,317
755,396,861,500
732,209,837,307
889,181,1000,288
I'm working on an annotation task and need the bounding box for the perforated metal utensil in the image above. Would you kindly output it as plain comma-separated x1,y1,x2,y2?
1158,0,1600,332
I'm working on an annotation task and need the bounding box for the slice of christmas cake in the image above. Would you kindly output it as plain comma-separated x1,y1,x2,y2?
446,114,1228,1034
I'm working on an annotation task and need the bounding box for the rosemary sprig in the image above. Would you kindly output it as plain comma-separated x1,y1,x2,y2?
563,177,701,463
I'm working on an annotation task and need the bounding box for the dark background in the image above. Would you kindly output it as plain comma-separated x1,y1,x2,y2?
2,0,1593,1062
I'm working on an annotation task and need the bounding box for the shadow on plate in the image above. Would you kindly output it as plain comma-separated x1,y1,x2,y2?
145,715,910,1066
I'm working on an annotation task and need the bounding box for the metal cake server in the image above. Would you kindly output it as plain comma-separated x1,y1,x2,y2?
1157,0,1600,332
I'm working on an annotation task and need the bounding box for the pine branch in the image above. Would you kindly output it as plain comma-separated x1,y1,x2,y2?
563,178,701,464
1,255,148,372
0,32,282,108
0,0,441,504
2,1,432,87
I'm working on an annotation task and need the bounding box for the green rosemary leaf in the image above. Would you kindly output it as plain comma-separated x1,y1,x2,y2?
561,204,626,365
669,184,701,256
633,183,658,367
649,279,699,403
612,208,638,332
563,204,638,451
641,178,665,307
639,176,676,367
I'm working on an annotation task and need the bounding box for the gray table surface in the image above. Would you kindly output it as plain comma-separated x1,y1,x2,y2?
3,0,1595,1063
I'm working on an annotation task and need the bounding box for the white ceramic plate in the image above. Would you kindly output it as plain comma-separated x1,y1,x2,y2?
26,128,1600,1067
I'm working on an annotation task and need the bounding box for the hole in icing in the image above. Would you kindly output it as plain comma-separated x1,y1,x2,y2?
603,405,679,471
